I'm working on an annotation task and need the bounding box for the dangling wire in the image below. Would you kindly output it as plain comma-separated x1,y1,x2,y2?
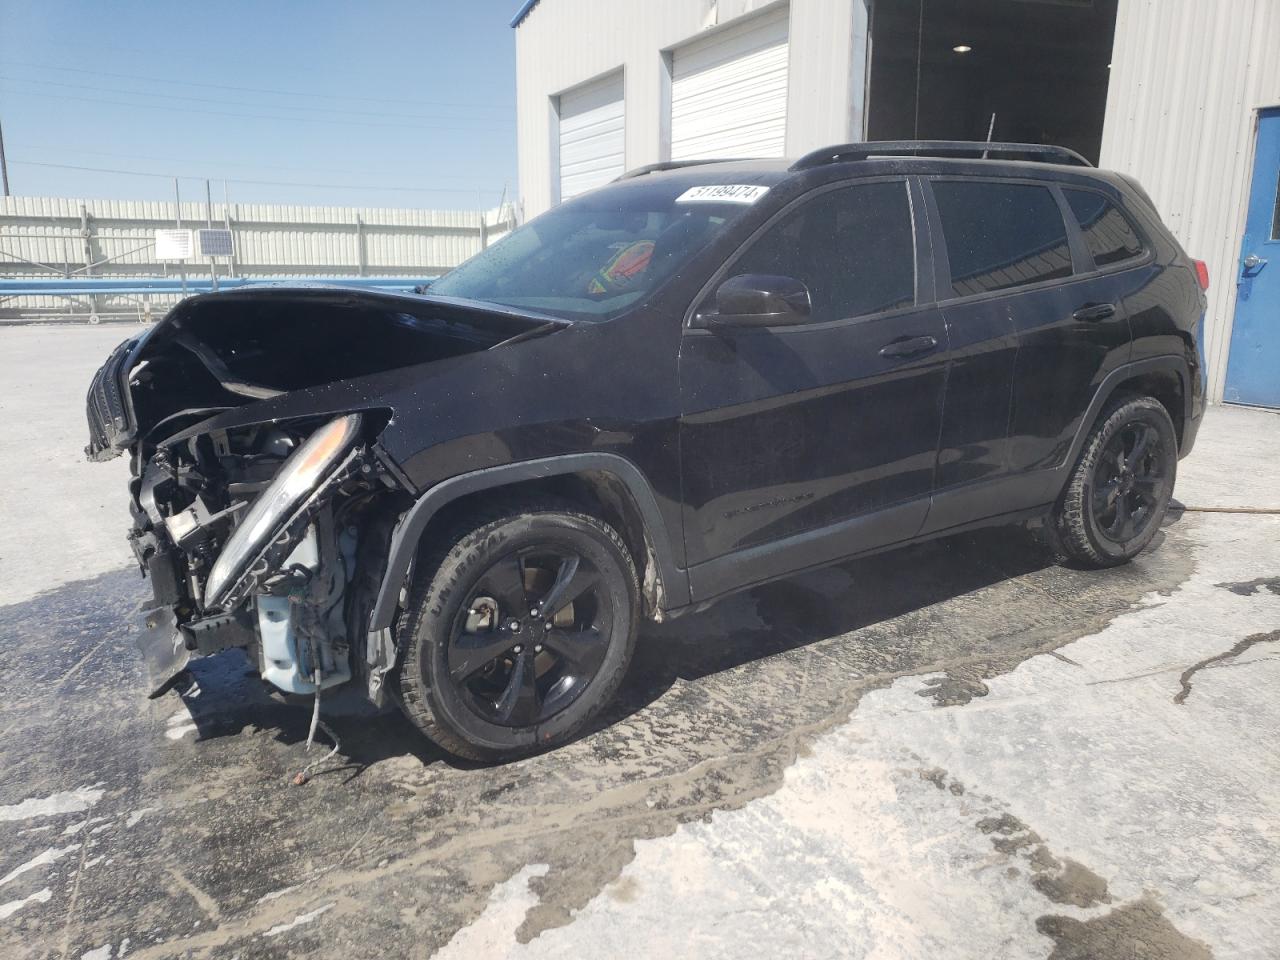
293,669,341,786
306,668,322,750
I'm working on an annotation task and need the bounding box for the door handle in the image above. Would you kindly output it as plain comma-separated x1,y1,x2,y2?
879,335,938,359
1242,253,1268,274
1072,303,1117,323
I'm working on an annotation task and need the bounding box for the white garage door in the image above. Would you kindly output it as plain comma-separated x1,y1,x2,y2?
558,73,625,202
670,8,790,161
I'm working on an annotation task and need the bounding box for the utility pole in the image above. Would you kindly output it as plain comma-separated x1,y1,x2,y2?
223,179,237,278
205,178,218,291
0,112,10,197
174,178,187,297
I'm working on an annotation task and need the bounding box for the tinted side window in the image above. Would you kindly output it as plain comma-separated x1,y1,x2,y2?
728,181,915,322
933,181,1073,297
1064,189,1146,267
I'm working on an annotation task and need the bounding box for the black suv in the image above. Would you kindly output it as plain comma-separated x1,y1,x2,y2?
86,141,1207,761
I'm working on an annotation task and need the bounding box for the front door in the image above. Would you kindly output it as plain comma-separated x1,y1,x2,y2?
1225,108,1280,408
678,179,948,599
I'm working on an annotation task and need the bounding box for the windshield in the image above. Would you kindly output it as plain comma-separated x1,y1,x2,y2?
429,180,766,321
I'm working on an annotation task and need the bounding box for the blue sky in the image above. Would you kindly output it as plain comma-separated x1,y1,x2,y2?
0,1,518,210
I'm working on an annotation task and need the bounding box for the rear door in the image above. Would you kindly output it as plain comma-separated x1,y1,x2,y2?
922,177,1130,529
678,178,949,598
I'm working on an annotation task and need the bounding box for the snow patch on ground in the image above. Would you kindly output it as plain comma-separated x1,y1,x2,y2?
0,844,80,886
164,723,197,741
164,707,197,741
434,866,550,959
264,903,335,937
256,885,298,904
0,786,104,822
124,807,156,828
0,888,53,921
431,515,1280,960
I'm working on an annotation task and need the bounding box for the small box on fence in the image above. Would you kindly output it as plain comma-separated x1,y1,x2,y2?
197,228,234,257
154,229,194,260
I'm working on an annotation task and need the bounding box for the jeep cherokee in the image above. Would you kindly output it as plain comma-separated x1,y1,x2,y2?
85,140,1207,761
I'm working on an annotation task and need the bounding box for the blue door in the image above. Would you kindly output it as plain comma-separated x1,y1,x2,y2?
1225,108,1280,407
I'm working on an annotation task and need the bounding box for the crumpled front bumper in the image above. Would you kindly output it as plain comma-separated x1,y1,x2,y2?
85,335,141,461
129,515,256,698
134,599,258,698
135,604,190,698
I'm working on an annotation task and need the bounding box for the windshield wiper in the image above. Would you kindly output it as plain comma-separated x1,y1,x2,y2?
491,320,570,349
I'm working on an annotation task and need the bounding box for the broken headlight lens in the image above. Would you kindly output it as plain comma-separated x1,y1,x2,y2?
203,413,362,609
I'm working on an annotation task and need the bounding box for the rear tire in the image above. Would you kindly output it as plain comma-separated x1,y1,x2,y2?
395,502,639,763
1051,395,1177,568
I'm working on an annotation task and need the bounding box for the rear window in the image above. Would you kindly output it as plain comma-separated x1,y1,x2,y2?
933,180,1073,297
1064,189,1146,267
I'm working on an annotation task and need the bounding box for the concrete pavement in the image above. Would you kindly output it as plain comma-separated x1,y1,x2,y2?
0,324,1277,959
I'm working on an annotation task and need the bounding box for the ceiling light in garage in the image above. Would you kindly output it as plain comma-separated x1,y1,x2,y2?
953,44,972,53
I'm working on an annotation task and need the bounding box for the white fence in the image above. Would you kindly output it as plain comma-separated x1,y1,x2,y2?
0,196,516,322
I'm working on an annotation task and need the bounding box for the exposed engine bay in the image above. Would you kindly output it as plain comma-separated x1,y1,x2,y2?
129,411,402,700
87,287,568,702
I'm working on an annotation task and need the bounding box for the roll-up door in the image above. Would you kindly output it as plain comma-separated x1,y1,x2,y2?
558,72,625,201
670,8,789,161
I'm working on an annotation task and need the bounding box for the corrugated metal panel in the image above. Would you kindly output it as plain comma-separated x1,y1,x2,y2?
516,0,862,216
1101,0,1280,401
670,7,790,160
785,0,867,155
558,72,626,199
0,196,507,320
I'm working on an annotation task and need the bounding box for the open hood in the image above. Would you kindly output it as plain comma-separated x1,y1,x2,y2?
85,286,570,459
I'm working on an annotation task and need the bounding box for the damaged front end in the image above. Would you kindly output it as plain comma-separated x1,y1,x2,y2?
126,411,402,700
85,287,568,704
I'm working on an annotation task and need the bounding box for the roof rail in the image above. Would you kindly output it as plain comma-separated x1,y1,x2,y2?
790,140,1092,170
614,158,755,181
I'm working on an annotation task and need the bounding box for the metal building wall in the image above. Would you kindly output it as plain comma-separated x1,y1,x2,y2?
0,197,513,321
1101,0,1280,402
514,0,868,217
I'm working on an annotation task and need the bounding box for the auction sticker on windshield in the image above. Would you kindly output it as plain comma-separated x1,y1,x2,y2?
675,184,770,204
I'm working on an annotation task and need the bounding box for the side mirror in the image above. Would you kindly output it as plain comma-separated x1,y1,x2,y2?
696,274,812,329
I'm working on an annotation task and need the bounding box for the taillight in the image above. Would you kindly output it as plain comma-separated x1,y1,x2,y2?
1192,259,1210,290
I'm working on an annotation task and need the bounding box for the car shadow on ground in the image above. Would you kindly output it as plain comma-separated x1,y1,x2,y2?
194,523,1072,771
174,652,447,778
601,525,1061,732
2,515,1176,780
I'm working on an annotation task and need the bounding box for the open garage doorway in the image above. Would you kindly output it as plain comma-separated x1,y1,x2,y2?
866,0,1118,164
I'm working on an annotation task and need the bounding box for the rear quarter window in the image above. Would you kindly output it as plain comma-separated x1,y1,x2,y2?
933,180,1073,298
1063,188,1146,267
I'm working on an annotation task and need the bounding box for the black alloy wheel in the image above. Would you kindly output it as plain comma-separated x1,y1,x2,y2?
449,548,612,727
1090,420,1166,543
1052,395,1177,568
395,503,639,762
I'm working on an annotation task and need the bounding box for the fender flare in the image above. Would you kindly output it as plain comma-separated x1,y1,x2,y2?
368,452,689,631
1060,355,1191,472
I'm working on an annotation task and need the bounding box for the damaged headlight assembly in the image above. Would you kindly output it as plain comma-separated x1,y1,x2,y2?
203,413,363,610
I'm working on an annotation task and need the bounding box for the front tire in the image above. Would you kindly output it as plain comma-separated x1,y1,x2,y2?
395,502,639,762
1051,395,1178,568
